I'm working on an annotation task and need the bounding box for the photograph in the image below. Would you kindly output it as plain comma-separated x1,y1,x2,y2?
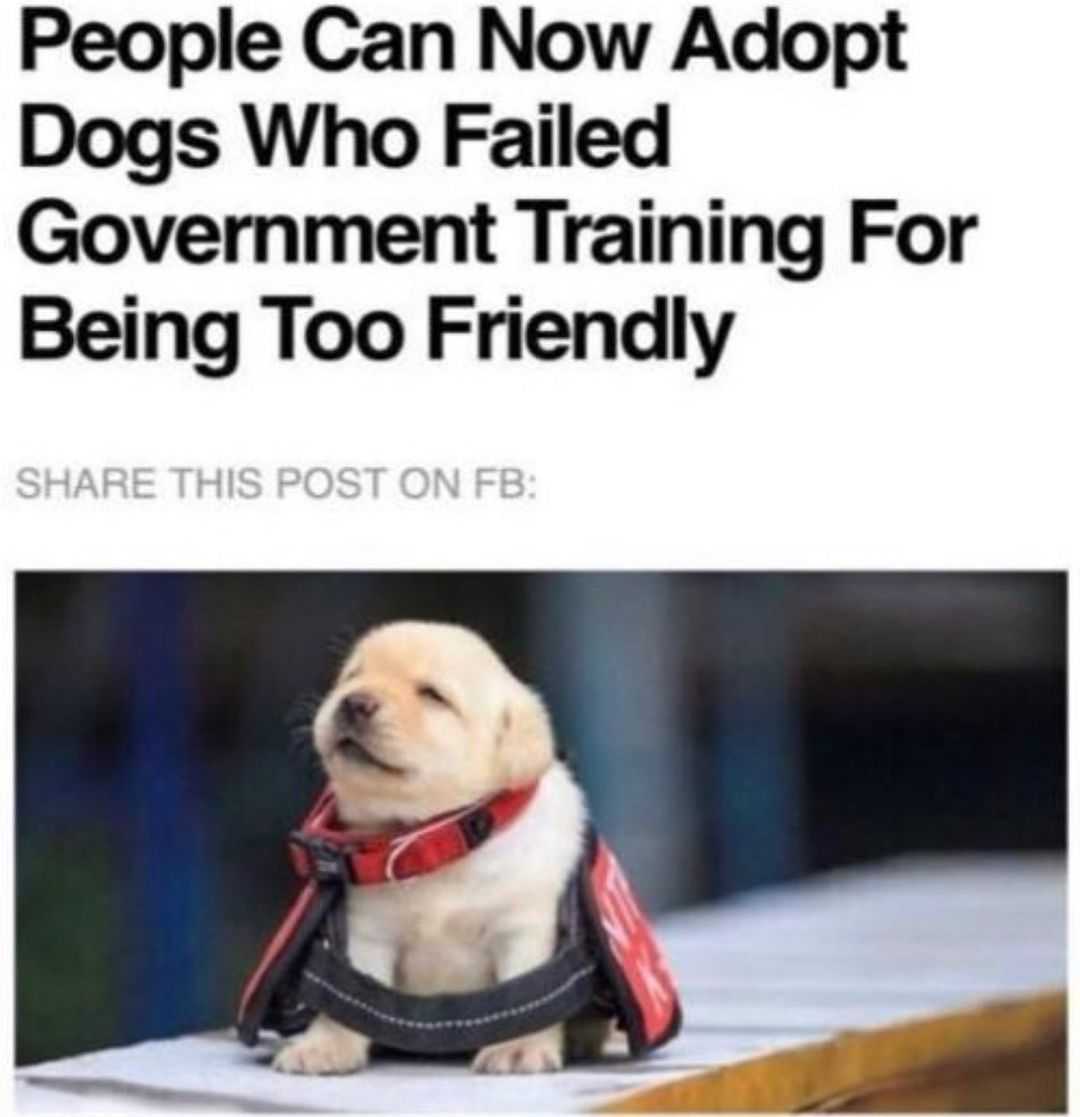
15,572,1066,1112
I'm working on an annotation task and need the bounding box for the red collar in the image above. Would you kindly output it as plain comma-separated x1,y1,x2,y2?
287,783,539,885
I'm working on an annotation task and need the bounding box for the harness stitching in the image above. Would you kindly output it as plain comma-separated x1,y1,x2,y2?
302,963,595,1031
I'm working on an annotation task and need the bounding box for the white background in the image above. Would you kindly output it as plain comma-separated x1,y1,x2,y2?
1,0,1077,1092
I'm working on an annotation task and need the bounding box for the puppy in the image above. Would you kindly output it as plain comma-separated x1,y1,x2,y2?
273,621,605,1075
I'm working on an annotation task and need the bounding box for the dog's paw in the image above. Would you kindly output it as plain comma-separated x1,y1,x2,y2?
272,1026,369,1075
472,1031,564,1074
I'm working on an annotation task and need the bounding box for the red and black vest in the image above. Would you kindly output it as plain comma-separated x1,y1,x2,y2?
237,785,682,1057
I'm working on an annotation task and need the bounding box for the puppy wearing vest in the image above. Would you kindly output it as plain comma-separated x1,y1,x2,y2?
273,621,597,1075
240,620,680,1075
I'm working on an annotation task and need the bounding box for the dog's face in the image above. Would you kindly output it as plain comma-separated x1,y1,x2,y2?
312,622,555,826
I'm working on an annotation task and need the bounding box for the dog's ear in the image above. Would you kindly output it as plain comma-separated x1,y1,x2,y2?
495,683,555,788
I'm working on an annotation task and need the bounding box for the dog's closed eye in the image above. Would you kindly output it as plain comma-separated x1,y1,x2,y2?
417,683,451,708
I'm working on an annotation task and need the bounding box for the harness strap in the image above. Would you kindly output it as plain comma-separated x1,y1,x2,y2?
236,879,339,1046
299,940,599,1056
287,784,540,886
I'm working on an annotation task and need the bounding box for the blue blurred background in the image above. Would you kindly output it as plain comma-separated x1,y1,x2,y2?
15,572,1066,1066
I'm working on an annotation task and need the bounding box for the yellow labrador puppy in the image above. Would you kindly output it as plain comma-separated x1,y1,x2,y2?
273,621,595,1075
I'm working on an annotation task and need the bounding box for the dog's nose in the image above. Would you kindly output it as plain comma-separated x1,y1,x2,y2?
339,691,379,724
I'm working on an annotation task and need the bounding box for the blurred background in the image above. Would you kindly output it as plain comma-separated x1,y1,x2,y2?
15,572,1066,1066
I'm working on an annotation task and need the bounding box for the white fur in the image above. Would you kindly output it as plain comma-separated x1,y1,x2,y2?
344,763,585,996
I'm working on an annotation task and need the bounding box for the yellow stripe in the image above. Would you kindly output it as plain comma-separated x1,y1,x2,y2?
595,989,1065,1113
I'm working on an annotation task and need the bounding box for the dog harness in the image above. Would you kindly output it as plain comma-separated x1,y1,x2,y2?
237,784,682,1057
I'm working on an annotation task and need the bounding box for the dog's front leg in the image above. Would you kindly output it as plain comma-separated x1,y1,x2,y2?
273,939,395,1075
473,922,563,1074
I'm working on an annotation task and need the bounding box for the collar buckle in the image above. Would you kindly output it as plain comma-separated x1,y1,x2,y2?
289,831,351,883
